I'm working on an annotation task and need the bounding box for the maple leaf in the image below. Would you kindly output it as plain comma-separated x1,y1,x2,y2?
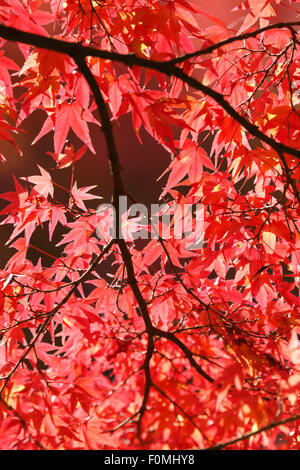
0,0,299,452
70,182,102,211
48,143,87,169
162,139,216,194
33,102,97,155
54,102,96,155
20,165,54,198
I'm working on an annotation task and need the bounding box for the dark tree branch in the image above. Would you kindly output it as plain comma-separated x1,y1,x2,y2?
152,327,214,383
73,54,125,206
169,21,300,64
0,24,299,160
71,54,215,440
0,19,299,446
203,413,300,450
136,333,154,441
0,239,114,392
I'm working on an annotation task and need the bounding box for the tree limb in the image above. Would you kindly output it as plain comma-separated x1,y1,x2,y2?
0,24,299,160
203,414,300,450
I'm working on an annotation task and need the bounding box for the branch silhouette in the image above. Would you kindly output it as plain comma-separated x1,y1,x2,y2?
0,24,299,161
0,15,299,449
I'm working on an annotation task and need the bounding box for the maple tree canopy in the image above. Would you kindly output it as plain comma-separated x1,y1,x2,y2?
0,0,299,451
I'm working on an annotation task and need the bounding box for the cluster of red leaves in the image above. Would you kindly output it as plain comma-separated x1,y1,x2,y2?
0,0,299,450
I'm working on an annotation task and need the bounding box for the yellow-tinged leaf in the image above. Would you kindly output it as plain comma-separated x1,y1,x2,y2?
11,384,25,394
63,316,73,328
262,231,276,254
